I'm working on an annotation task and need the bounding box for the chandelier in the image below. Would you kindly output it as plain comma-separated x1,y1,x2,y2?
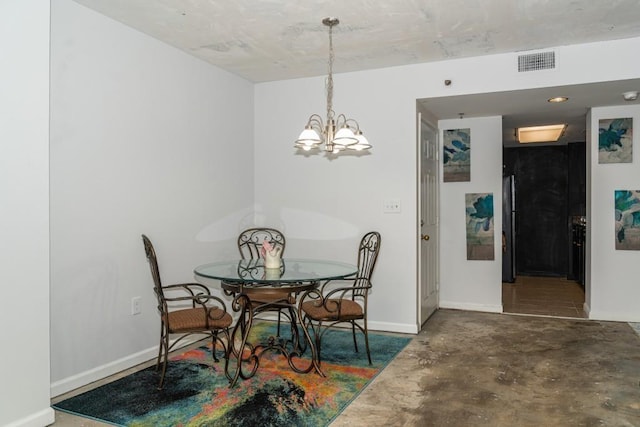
294,17,372,154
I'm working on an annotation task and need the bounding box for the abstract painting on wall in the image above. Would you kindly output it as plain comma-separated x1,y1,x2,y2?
465,192,494,260
599,118,633,164
443,128,470,182
614,190,640,250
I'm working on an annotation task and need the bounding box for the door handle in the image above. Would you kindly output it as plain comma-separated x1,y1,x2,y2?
421,234,430,241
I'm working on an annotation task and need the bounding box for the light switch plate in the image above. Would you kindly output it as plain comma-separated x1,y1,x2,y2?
383,199,401,213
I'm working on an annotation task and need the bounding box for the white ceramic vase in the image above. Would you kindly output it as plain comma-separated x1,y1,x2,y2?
264,247,282,269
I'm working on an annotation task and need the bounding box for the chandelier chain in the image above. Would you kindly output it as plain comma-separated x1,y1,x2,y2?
326,23,334,121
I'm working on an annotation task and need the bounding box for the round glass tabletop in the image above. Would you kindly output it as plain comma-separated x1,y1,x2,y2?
194,258,358,284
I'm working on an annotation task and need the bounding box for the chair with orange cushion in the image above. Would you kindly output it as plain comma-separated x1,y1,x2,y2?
300,231,381,364
142,234,232,389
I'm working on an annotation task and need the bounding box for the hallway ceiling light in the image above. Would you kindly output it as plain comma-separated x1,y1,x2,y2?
517,124,566,143
294,17,371,155
547,96,569,103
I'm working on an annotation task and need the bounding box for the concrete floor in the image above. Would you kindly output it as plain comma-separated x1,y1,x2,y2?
53,309,640,427
333,310,640,427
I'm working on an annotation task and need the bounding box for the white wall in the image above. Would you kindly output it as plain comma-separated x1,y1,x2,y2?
588,104,640,321
438,117,503,312
255,36,640,334
0,1,54,426
49,0,254,396
254,70,421,334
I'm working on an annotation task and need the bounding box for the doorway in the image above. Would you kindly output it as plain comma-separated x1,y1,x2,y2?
502,276,586,318
501,142,586,318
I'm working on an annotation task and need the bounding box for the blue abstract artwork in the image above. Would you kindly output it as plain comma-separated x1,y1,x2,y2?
465,192,495,260
614,190,640,250
599,118,633,164
443,128,470,182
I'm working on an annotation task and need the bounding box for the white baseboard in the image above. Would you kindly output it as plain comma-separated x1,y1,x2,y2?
50,346,158,398
50,336,203,398
367,320,419,334
587,309,640,322
583,301,591,318
5,407,54,427
439,301,503,313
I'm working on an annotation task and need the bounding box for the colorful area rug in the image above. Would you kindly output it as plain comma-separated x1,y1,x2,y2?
53,323,411,426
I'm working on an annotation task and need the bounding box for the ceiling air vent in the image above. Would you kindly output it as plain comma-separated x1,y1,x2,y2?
517,51,555,72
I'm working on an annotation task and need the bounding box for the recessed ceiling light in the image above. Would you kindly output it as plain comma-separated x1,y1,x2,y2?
517,124,566,143
547,96,569,103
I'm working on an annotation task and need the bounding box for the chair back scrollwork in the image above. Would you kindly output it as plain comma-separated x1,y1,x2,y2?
353,231,381,297
142,234,168,318
237,227,286,260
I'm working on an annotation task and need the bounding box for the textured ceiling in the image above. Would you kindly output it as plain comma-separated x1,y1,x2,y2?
71,0,640,83
70,0,640,144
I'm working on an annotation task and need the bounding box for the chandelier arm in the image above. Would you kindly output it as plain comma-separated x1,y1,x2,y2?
334,114,361,131
307,114,325,131
343,118,362,132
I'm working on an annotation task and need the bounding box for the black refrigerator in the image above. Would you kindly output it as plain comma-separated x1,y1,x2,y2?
502,175,516,283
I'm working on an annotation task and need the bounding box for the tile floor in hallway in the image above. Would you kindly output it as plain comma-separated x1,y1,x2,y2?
502,275,586,318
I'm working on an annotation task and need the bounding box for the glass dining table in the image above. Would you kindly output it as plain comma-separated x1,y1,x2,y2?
194,258,358,387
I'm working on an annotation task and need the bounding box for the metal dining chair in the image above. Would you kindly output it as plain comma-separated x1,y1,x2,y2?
300,231,381,364
142,234,232,388
236,227,293,336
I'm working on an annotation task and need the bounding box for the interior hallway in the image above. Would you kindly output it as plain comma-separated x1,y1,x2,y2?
502,275,586,318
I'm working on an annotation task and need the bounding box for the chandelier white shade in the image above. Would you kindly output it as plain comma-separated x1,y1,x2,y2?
294,17,371,154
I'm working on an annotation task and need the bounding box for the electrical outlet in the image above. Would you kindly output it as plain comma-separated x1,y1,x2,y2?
383,199,402,213
131,296,141,315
